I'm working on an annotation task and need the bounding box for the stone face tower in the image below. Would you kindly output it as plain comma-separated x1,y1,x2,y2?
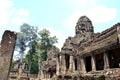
75,16,94,43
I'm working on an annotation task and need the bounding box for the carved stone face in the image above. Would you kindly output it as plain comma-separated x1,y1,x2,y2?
76,23,87,37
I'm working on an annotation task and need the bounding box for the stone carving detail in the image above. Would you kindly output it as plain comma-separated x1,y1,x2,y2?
0,30,17,80
75,16,94,44
47,47,58,59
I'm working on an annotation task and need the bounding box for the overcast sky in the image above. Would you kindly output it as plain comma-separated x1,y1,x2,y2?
0,0,120,49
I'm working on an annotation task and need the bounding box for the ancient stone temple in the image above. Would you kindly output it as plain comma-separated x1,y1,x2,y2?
38,15,120,80
54,16,120,80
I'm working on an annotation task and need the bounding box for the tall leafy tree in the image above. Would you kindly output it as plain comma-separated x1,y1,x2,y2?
15,32,26,62
38,29,58,61
14,23,38,63
25,29,58,74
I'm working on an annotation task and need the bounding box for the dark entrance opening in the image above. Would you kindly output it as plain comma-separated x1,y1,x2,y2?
65,54,70,70
73,77,77,80
50,72,53,78
108,48,120,68
74,59,77,70
64,76,72,80
85,56,92,72
95,53,104,70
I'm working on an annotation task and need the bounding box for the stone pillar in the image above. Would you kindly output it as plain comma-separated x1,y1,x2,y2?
81,57,86,73
45,71,47,79
104,52,110,69
59,55,62,73
0,30,17,80
73,58,76,72
91,54,96,71
56,55,60,75
61,54,66,74
40,70,44,79
69,55,74,72
77,56,82,73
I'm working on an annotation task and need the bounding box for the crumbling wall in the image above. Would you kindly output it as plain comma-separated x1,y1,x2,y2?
0,30,17,80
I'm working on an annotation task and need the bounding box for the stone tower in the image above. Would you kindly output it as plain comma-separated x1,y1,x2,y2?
75,16,94,43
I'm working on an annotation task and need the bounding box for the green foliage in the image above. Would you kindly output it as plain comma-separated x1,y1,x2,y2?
14,23,58,74
10,60,15,69
29,29,58,74
38,29,58,61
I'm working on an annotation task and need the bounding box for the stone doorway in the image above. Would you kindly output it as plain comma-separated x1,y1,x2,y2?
95,53,104,70
85,56,92,72
65,54,70,70
74,58,77,70
108,48,120,68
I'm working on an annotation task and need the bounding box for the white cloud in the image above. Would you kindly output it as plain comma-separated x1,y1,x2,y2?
87,6,118,24
11,9,29,26
18,9,29,17
11,17,29,26
0,0,12,26
64,0,118,28
0,0,30,27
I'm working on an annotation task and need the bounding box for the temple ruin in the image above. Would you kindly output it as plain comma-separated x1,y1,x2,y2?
39,47,59,80
39,16,120,80
1,15,120,80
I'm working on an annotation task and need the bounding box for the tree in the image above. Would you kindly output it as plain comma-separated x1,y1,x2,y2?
25,29,58,74
14,23,58,74
14,23,38,64
38,29,57,61
14,32,26,62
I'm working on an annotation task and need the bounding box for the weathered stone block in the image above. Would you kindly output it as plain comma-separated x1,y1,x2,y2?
0,30,17,80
